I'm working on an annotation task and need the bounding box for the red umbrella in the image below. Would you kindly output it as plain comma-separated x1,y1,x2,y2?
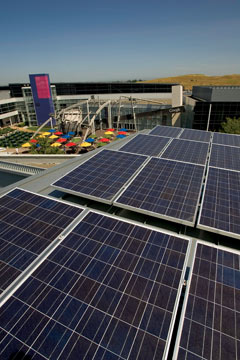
118,131,127,135
107,128,115,132
56,138,67,143
30,139,37,143
99,138,110,143
66,142,77,147
55,131,63,135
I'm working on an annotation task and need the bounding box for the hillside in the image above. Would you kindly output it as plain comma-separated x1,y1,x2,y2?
142,74,240,90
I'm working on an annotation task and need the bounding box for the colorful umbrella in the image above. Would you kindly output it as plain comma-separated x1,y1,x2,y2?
38,135,46,138
42,132,51,136
51,142,61,147
116,134,126,139
80,142,92,147
36,144,41,148
48,129,56,133
62,134,71,139
49,134,58,139
104,131,114,135
99,138,110,143
55,131,63,135
107,128,115,132
118,131,127,135
22,142,31,148
85,138,95,143
67,131,75,135
119,128,128,132
29,139,37,143
56,138,67,143
66,142,77,147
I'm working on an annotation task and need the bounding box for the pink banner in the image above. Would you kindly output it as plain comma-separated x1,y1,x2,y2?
35,75,50,98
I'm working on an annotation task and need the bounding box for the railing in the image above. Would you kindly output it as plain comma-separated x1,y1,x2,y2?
0,161,44,175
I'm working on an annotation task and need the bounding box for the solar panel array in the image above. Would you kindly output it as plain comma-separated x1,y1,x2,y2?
161,139,209,165
149,125,183,138
198,167,240,238
0,211,189,360
213,132,240,147
52,150,147,203
179,128,211,143
210,144,240,171
115,158,205,225
0,188,83,295
176,243,240,360
119,134,170,157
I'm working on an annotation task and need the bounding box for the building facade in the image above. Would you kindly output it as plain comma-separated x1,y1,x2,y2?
184,86,240,131
0,82,183,129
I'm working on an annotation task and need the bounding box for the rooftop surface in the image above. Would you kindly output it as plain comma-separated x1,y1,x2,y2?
0,127,240,359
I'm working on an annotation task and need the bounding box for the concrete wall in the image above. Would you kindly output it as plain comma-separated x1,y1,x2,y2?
192,86,240,102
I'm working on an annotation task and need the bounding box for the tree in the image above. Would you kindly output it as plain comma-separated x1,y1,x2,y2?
220,117,240,134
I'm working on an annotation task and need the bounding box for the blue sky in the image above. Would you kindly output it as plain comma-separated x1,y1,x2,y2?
1,0,239,84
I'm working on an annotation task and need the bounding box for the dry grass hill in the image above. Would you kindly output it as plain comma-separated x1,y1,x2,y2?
141,74,240,90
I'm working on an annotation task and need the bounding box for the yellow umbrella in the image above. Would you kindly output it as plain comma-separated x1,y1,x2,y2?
104,131,114,135
49,135,58,139
51,142,61,147
22,142,31,148
80,142,91,147
38,135,46,138
42,132,51,136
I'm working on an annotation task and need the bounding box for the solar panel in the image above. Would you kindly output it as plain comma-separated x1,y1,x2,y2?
179,128,211,142
198,167,240,239
161,139,209,165
213,132,240,147
0,188,83,295
114,158,205,226
210,144,240,171
149,125,182,138
0,211,190,360
175,242,240,360
52,149,148,204
119,134,170,156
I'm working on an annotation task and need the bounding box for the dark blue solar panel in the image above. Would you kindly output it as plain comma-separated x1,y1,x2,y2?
213,132,240,147
0,188,83,294
52,149,147,203
161,139,209,165
115,158,205,225
176,243,240,360
149,125,182,138
119,134,170,156
210,144,240,171
198,167,240,238
179,128,211,142
0,211,189,359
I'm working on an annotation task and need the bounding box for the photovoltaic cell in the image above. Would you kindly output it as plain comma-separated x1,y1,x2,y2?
149,125,182,138
119,134,170,156
198,167,240,238
161,138,209,165
179,128,211,142
0,211,189,360
176,243,240,360
0,188,83,294
52,149,147,203
213,132,240,147
115,158,205,225
210,144,240,171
